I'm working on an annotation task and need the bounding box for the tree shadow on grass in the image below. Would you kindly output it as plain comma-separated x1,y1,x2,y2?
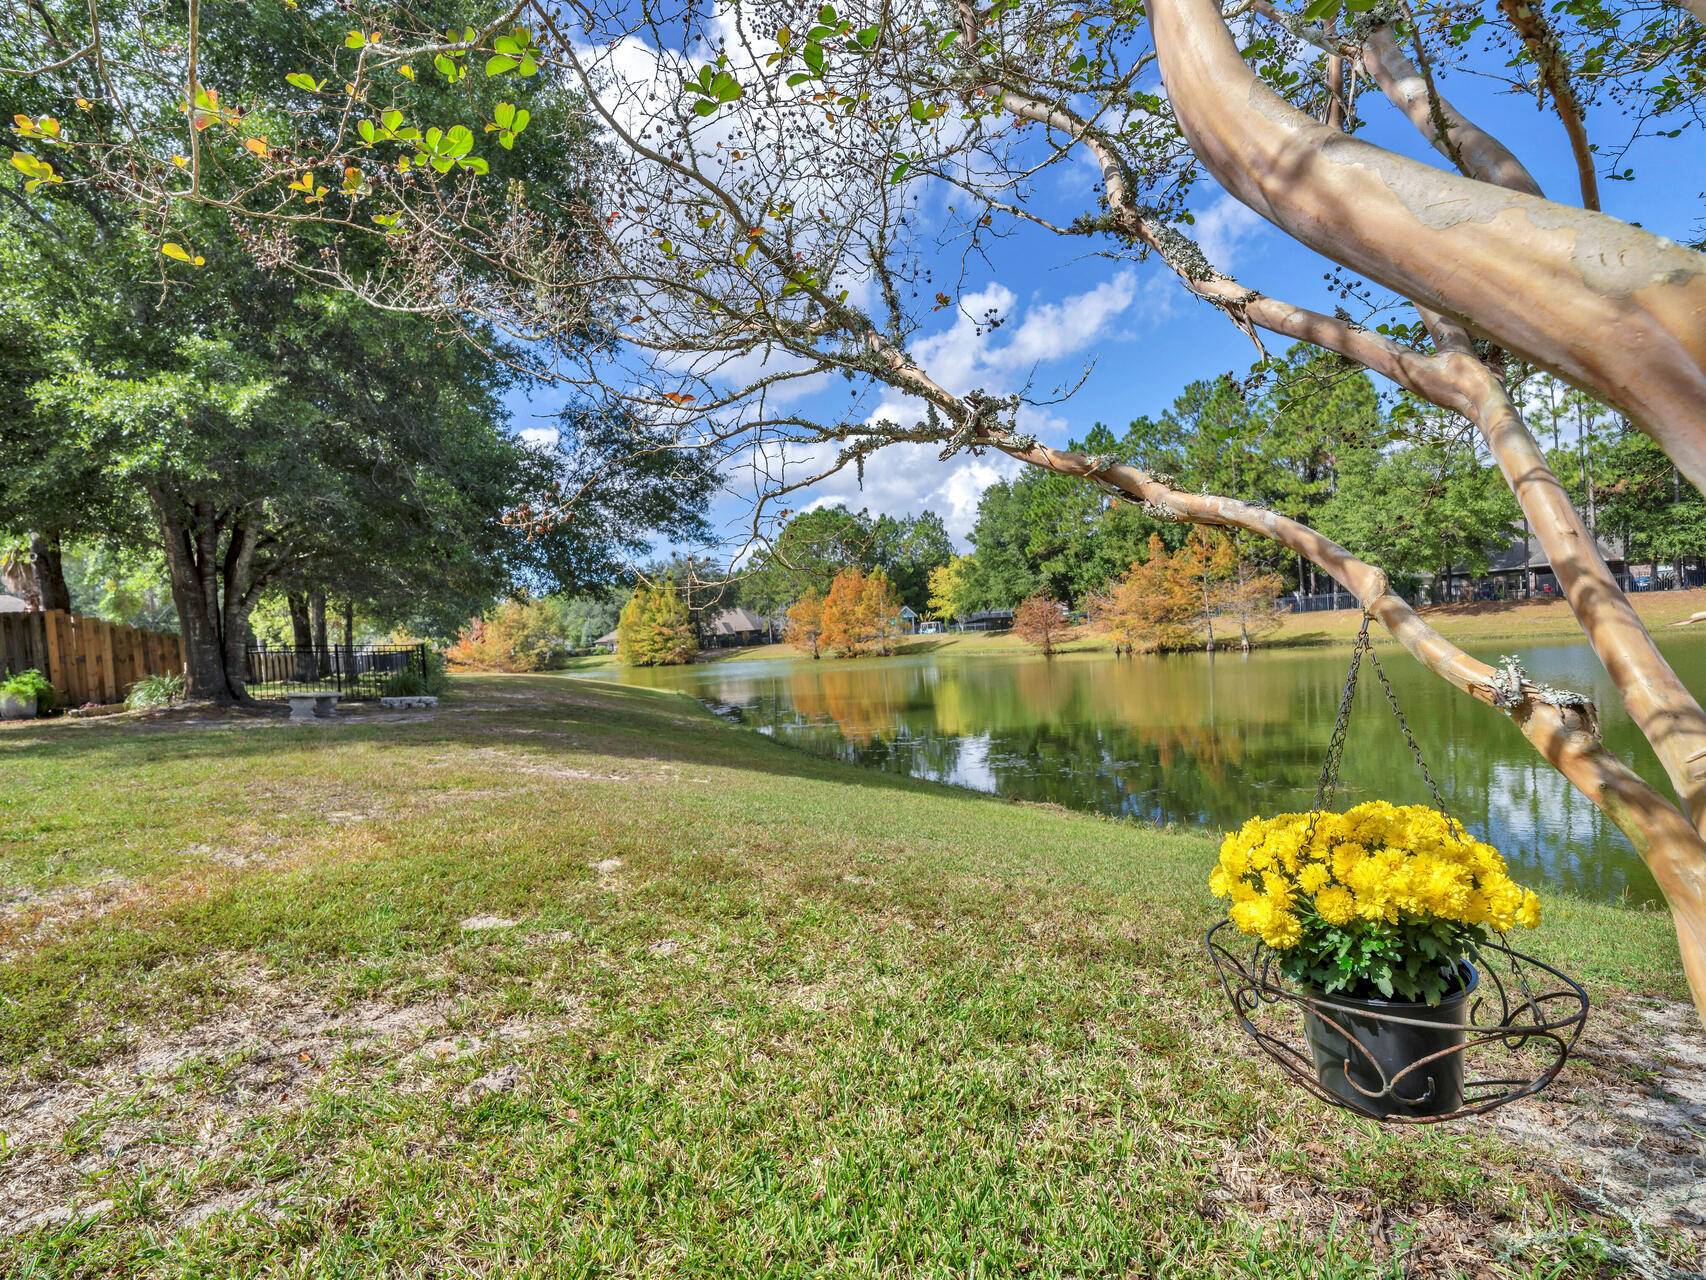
0,674,977,806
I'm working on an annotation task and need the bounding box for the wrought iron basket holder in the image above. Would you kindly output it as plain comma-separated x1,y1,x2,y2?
1206,920,1590,1124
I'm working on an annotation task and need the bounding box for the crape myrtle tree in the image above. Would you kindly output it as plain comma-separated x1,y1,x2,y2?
11,0,1706,1012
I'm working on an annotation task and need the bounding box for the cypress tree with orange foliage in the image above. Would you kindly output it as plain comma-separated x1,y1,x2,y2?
819,566,903,657
785,590,826,658
1095,535,1204,652
1175,528,1237,652
859,568,904,655
1011,591,1071,656
819,568,867,657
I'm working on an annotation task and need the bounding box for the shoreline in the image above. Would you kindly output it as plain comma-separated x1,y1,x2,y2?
557,588,1706,675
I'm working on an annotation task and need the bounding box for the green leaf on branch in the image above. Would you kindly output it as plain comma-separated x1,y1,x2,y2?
487,29,540,77
487,101,531,147
685,65,744,114
286,72,324,92
10,151,61,192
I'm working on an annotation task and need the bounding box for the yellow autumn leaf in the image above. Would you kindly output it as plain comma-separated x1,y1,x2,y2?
160,242,205,265
244,136,269,157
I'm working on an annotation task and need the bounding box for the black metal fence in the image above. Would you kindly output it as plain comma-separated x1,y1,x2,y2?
245,643,429,702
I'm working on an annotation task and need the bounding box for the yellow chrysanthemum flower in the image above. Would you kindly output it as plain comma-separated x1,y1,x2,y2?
1213,802,1539,957
1315,884,1356,926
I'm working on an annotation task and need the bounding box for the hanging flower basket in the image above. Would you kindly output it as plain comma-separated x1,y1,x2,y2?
1208,922,1588,1122
1205,618,1589,1123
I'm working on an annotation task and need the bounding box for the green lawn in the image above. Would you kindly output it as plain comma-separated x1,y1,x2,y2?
0,676,1699,1276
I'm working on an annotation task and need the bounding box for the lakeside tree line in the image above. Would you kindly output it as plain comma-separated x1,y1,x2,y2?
931,345,1706,622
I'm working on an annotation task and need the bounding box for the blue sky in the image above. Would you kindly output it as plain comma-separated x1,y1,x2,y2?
505,42,1705,555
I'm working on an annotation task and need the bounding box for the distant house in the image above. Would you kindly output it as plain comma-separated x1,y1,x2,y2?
701,607,775,648
898,604,921,634
960,609,1014,632
1428,532,1629,602
593,629,620,653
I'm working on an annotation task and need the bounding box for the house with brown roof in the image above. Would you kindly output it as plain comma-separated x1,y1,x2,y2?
700,607,776,648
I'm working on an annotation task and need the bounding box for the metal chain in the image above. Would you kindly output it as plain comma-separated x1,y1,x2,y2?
1306,615,1372,834
1363,642,1455,820
1307,613,1456,833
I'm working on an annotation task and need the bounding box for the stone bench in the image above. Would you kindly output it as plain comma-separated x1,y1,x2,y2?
286,692,341,723
379,695,438,710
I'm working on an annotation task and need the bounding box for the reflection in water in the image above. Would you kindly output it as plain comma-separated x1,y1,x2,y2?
609,637,1706,905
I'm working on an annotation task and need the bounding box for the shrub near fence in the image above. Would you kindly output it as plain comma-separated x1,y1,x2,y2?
0,609,184,706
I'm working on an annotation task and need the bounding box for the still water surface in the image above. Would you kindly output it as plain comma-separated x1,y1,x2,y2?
598,634,1706,906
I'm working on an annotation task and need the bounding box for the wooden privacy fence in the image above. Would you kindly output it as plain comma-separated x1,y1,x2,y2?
0,610,184,706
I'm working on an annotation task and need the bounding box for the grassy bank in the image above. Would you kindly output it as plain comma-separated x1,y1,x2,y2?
1,678,1700,1275
1274,588,1706,647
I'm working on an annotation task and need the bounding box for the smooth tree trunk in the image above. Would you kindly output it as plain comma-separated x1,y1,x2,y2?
29,531,71,613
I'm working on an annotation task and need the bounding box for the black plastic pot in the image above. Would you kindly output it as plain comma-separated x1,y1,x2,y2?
1300,965,1478,1119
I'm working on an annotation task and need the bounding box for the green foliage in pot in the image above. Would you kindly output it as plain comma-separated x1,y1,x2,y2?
0,668,56,713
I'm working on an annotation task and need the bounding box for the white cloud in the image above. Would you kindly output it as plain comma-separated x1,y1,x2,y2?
799,438,1023,541
518,425,560,447
1003,272,1137,366
755,269,1136,540
1193,194,1266,273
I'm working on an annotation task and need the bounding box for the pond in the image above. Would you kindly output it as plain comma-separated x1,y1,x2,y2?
593,634,1706,906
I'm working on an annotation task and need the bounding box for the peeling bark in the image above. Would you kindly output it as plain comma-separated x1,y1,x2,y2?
1358,25,1543,198
1149,0,1706,493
